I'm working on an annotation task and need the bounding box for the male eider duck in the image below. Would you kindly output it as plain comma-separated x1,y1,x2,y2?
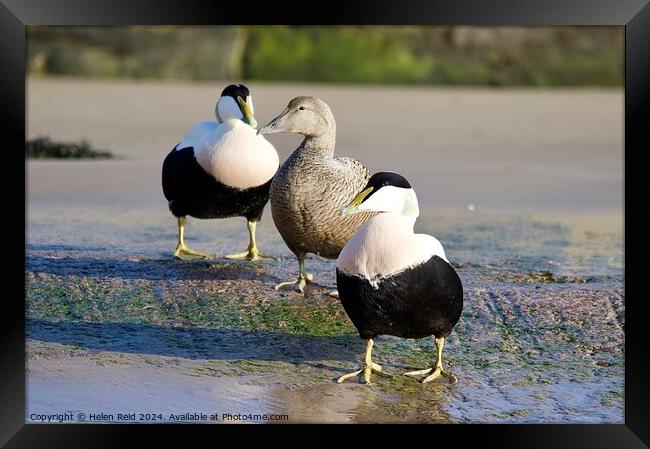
335,172,464,384
258,96,374,294
162,84,280,260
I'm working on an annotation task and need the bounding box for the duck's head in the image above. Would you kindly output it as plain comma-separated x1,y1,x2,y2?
341,172,420,218
215,84,257,128
257,96,335,137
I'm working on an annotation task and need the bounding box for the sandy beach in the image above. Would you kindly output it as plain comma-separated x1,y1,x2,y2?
26,78,623,423
27,78,622,211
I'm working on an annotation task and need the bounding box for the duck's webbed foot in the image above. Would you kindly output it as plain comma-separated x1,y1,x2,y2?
225,247,279,261
274,272,315,294
403,366,457,384
274,255,336,294
336,361,391,385
336,339,392,385
225,220,280,261
403,337,458,384
173,216,214,259
174,243,213,260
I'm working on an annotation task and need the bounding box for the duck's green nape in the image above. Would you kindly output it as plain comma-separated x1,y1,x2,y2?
402,188,420,218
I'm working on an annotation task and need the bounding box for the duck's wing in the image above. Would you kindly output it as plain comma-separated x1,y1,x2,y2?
177,121,220,150
303,155,372,257
332,156,372,203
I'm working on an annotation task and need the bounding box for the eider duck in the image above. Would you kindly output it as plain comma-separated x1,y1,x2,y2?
162,84,280,260
335,172,464,384
258,96,374,294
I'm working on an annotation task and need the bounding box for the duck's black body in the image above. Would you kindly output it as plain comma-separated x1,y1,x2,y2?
336,256,464,340
162,146,272,221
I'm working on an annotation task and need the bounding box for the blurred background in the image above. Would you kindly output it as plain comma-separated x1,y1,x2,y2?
28,26,622,86
26,25,623,212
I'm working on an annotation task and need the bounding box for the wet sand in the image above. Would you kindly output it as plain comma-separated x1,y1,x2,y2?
26,78,623,423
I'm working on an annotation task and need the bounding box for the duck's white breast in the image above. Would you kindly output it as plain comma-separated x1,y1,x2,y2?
194,120,279,190
337,213,448,282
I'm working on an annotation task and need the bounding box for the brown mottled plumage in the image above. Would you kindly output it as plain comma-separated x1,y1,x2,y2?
259,96,375,293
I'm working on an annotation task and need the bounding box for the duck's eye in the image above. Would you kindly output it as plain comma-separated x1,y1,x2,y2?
299,106,305,111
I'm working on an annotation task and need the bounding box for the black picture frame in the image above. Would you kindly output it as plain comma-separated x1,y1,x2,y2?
3,0,649,446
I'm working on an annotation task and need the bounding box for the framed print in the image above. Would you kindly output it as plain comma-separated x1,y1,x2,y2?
2,0,649,446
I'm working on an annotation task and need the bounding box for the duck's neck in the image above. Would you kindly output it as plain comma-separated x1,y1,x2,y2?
299,125,336,158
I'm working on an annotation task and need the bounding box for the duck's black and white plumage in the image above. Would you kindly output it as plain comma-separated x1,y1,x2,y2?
335,172,464,385
161,84,280,260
